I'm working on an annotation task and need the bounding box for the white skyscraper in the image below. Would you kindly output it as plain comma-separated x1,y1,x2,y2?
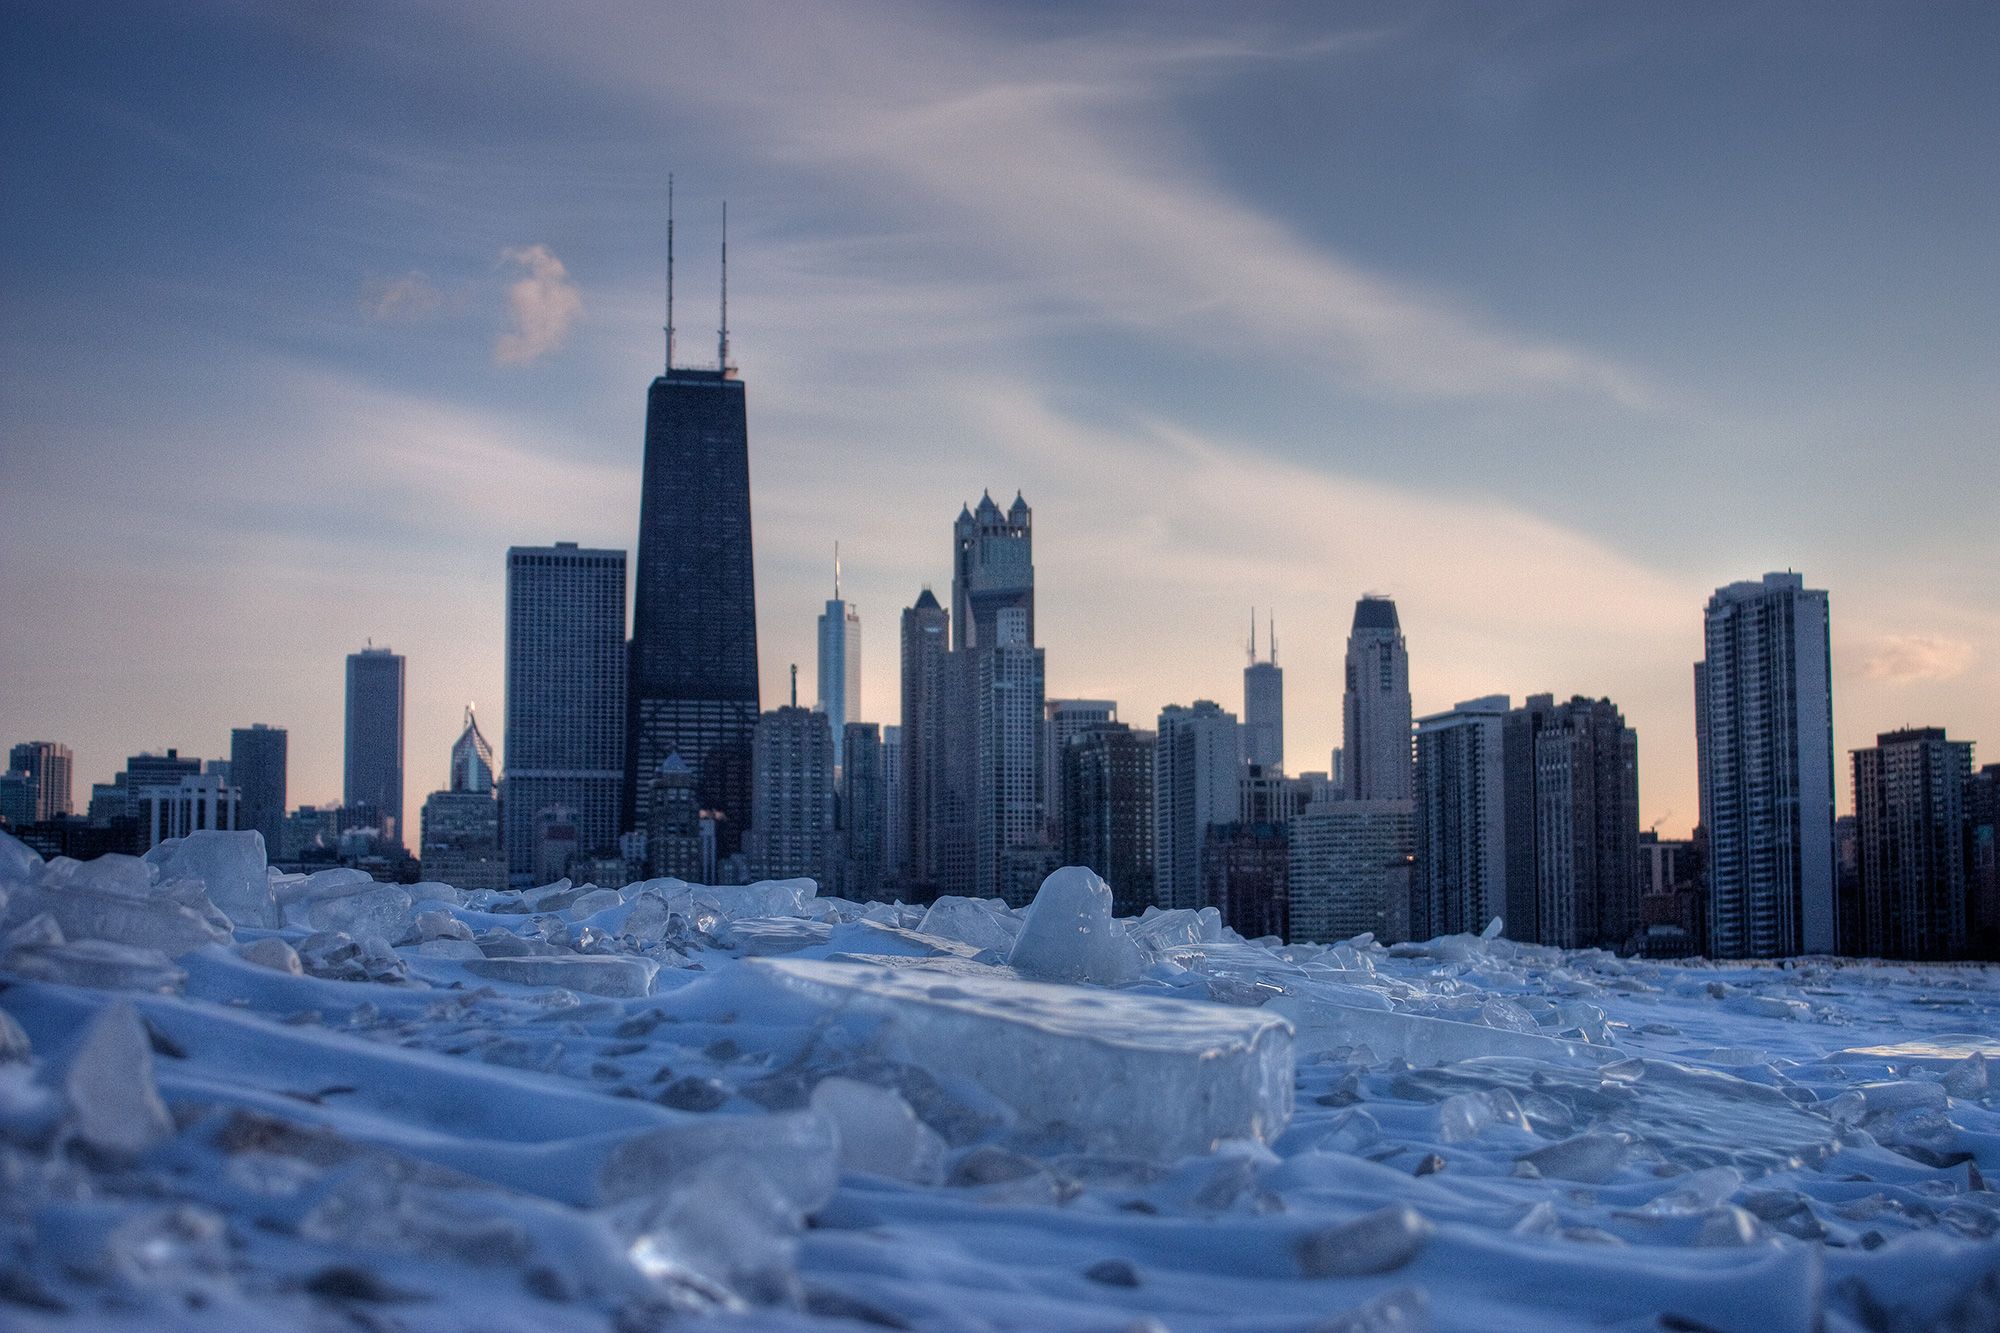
1413,696,1510,939
817,547,862,772
1343,596,1413,802
1696,572,1837,957
1154,700,1242,911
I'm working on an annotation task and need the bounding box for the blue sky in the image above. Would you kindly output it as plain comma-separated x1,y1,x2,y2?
3,1,1995,833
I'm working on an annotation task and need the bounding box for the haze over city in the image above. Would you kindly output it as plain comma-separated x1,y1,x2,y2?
5,1,1997,830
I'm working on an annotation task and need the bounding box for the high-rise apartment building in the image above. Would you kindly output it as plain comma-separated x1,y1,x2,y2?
1966,765,2000,957
818,552,862,772
625,283,760,856
7,741,73,821
344,645,406,844
229,725,287,851
952,491,1033,650
1242,613,1283,772
898,589,950,895
644,753,710,882
1343,596,1412,802
1202,822,1289,941
1154,701,1242,911
971,606,1047,906
1853,727,1974,959
1413,696,1510,939
1045,699,1117,844
882,724,903,881
1533,697,1640,951
505,544,627,878
141,773,240,850
1696,572,1837,957
1060,721,1155,916
1290,800,1415,944
838,721,889,901
745,705,834,883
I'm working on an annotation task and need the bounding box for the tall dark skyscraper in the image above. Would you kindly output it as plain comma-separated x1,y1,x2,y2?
344,645,405,843
898,588,950,896
1853,727,1973,960
625,208,759,858
229,724,287,851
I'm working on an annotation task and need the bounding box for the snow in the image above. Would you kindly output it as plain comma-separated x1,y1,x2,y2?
0,827,1998,1332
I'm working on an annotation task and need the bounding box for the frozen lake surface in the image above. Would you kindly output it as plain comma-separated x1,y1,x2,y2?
2,830,1997,1331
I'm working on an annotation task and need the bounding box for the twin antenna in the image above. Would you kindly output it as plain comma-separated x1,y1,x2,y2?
1246,608,1278,666
663,175,730,374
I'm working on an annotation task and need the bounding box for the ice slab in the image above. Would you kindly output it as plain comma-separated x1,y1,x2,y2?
1006,867,1142,985
915,896,1021,953
810,1077,947,1184
1269,992,1612,1068
6,939,188,992
145,831,274,928
465,954,659,998
0,830,41,887
305,883,413,943
64,1001,173,1157
751,957,1293,1156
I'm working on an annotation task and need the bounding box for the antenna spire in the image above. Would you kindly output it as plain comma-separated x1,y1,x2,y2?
789,662,797,709
664,174,676,372
1269,610,1278,665
1247,606,1256,665
834,541,842,599
718,201,730,371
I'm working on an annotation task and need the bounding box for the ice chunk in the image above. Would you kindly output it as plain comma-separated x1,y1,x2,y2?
0,829,42,887
1006,867,1142,985
1130,906,1225,952
64,1001,174,1157
306,883,413,943
1313,1286,1432,1333
753,957,1293,1156
598,1109,840,1214
810,1077,947,1184
1295,1204,1435,1277
1519,1132,1630,1183
145,831,275,928
465,954,660,998
681,878,819,924
235,937,302,975
0,1008,29,1062
6,939,187,992
916,896,1021,953
1269,993,1610,1068
7,881,230,958
36,851,155,898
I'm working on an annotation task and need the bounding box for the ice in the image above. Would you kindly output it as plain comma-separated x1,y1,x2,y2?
810,1077,947,1183
753,957,1292,1155
6,938,188,991
305,882,413,942
1519,1131,1631,1183
465,953,660,997
0,1008,29,1061
144,830,275,928
1006,867,1143,984
63,1001,173,1157
234,936,302,974
0,829,42,885
1295,1204,1435,1277
1271,992,1611,1068
599,1109,840,1214
916,895,1022,953
4,876,230,958
1130,905,1225,952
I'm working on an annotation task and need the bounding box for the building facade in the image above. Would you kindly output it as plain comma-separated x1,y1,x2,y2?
505,543,627,879
1060,721,1156,917
1045,699,1117,845
1154,701,1242,912
1290,799,1415,945
1853,727,1974,960
1343,596,1413,802
1695,572,1837,957
897,588,950,896
817,556,862,772
951,491,1033,650
746,705,834,883
1413,696,1510,940
1966,765,2000,957
229,725,287,852
141,773,240,850
1533,697,1641,951
7,741,73,822
838,721,889,901
1242,613,1283,772
344,645,406,845
1202,822,1289,942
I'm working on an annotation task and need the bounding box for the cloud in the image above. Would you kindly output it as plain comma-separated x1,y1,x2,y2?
360,271,448,323
494,244,583,365
1862,634,1974,684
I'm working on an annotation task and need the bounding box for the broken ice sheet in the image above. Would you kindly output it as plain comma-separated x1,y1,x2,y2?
751,957,1293,1156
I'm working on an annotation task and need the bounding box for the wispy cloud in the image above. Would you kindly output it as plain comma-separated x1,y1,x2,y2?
1863,634,1975,684
495,244,583,365
360,271,449,323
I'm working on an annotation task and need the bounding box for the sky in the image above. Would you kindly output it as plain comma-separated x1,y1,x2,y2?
2,0,1996,835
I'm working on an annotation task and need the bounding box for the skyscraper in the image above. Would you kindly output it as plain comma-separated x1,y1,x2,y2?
1060,722,1155,917
971,606,1047,905
626,218,760,857
1696,572,1837,957
882,724,904,881
229,725,287,851
505,543,627,878
1413,696,1510,940
7,741,73,821
1242,612,1283,772
1044,698,1117,844
745,704,834,883
1853,727,1974,960
838,721,889,901
1343,596,1413,802
951,491,1033,650
898,588,950,896
1154,700,1242,911
1533,697,1641,952
421,708,504,891
1290,800,1415,945
450,706,495,794
344,645,405,843
1202,823,1289,941
1965,764,2000,957
817,549,862,772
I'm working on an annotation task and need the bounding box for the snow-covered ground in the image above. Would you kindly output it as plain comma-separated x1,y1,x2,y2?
2,832,1997,1332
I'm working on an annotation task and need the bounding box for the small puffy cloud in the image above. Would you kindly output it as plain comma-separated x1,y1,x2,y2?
360,271,447,322
1862,633,1974,684
495,244,582,365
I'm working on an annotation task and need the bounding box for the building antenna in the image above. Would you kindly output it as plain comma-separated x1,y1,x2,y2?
718,200,730,371
789,662,797,709
834,541,842,599
1247,606,1257,665
664,174,675,372
1270,610,1278,666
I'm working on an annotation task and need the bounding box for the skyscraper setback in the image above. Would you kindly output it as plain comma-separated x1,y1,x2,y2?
344,645,405,843
1343,596,1413,802
1696,572,1837,957
625,211,760,857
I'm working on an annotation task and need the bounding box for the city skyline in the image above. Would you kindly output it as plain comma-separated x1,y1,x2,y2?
4,4,1998,835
